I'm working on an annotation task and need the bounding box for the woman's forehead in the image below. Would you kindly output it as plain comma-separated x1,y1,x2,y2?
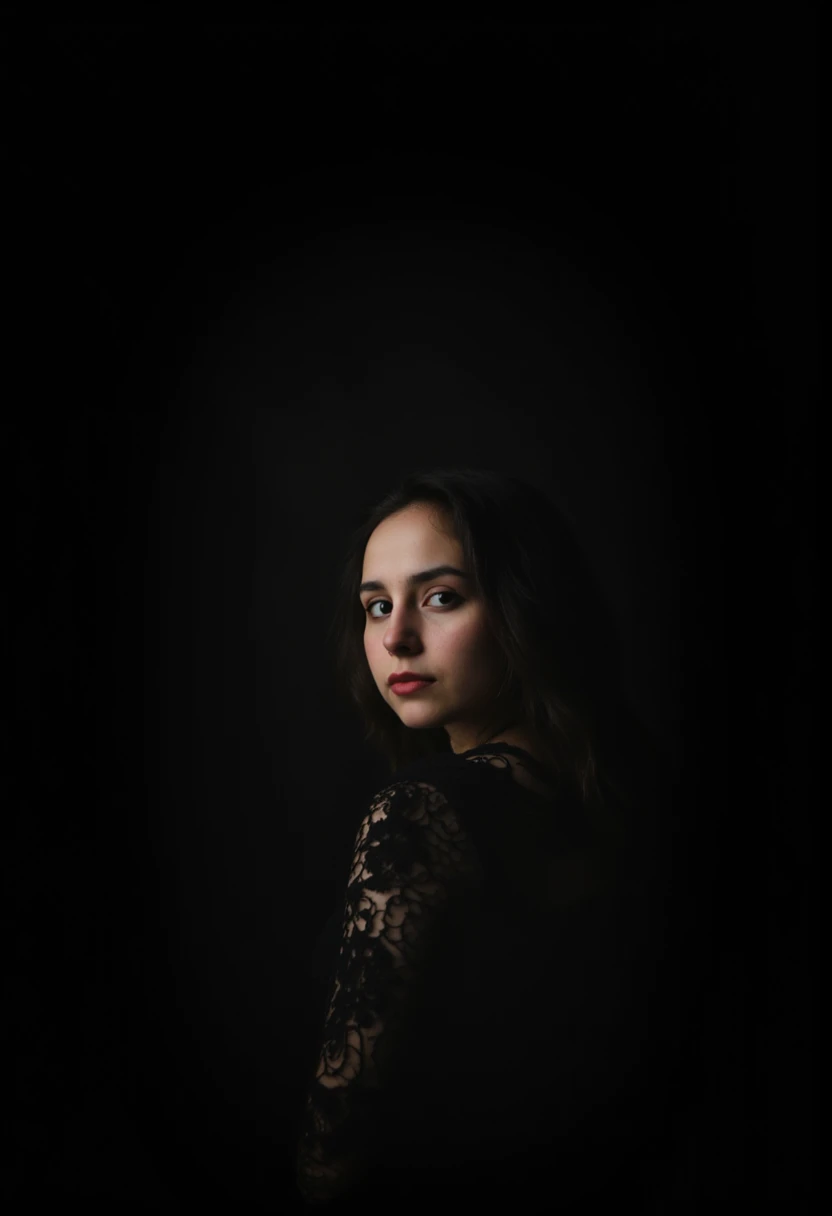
362,504,461,575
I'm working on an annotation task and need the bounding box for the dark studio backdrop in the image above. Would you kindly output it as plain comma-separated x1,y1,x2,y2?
5,16,816,1214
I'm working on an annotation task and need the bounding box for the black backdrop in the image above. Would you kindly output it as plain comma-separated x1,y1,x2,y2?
5,17,817,1214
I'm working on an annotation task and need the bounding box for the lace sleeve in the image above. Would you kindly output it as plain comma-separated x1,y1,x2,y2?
295,778,478,1205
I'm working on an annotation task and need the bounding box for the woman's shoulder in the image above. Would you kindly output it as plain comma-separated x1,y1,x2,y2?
460,742,561,803
371,745,587,861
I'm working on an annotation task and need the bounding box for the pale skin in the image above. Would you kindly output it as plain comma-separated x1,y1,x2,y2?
359,500,541,759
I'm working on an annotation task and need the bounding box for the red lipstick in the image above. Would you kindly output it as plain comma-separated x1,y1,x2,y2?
388,671,436,695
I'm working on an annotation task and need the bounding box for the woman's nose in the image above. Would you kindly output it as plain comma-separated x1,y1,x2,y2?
383,614,422,653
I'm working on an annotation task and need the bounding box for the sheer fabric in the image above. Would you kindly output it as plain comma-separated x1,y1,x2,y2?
295,744,670,1208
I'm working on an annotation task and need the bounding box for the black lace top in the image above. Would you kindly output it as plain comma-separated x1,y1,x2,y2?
294,743,671,1208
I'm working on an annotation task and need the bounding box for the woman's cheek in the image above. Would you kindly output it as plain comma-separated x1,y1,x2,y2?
445,616,486,661
364,635,381,682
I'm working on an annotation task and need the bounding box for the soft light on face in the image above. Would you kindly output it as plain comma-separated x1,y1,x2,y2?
359,501,513,754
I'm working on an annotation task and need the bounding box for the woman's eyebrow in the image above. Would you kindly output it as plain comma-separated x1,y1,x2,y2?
359,565,470,594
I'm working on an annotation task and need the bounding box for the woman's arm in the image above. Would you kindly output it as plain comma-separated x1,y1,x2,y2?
295,778,478,1205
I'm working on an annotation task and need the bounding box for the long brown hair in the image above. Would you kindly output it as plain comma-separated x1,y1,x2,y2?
326,467,650,834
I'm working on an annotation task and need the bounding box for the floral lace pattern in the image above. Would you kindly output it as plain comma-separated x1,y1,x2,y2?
294,744,651,1205
295,777,482,1204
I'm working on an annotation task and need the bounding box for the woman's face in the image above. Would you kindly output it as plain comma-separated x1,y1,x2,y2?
360,501,514,753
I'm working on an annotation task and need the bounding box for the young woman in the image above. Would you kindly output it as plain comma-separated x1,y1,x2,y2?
294,468,684,1209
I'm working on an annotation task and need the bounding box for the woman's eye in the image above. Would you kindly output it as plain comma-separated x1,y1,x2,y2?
429,590,459,608
366,590,459,619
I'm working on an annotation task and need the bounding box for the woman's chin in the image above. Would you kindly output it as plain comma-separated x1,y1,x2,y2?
397,708,443,730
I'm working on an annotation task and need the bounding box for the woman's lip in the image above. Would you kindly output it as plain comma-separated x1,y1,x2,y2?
390,680,435,695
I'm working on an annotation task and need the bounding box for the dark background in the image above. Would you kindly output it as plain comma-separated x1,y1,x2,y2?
5,16,816,1213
